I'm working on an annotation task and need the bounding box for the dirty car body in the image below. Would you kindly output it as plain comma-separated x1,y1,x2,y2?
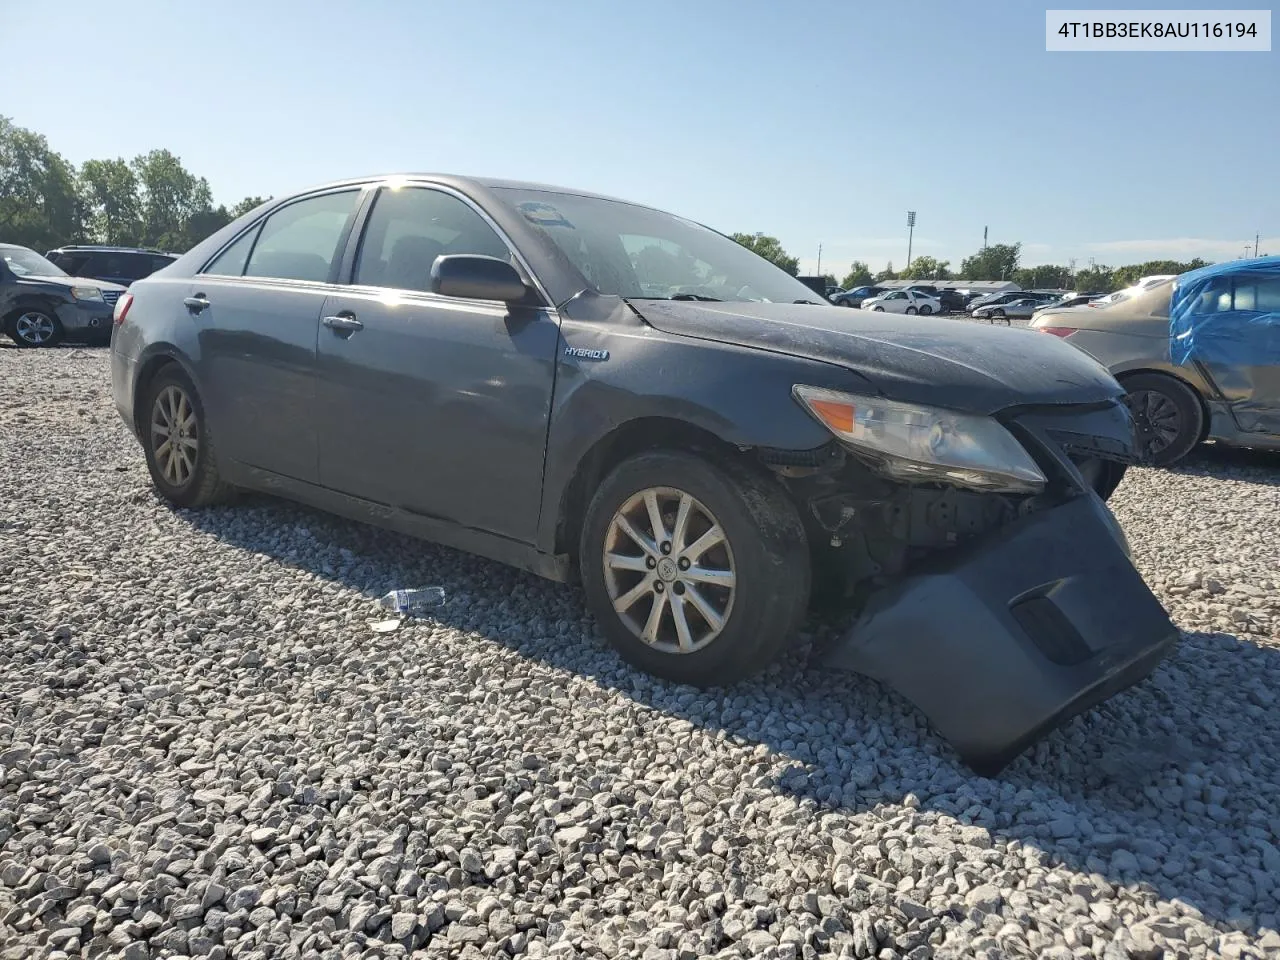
110,174,1178,773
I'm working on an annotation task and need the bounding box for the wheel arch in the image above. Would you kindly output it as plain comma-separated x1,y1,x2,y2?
3,294,63,318
1114,366,1213,443
552,416,762,565
130,348,202,439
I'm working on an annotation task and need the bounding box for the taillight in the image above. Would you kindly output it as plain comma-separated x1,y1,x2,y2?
113,293,134,325
1038,326,1076,338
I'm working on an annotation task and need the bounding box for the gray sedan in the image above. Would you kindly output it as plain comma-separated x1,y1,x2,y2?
110,173,1176,773
971,297,1042,324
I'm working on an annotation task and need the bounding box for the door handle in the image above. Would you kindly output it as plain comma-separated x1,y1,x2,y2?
322,315,364,334
184,295,210,313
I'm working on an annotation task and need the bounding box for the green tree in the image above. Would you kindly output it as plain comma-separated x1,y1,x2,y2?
959,242,1021,281
900,256,950,280
1013,263,1072,290
1111,259,1208,288
841,260,873,289
729,232,799,275
183,206,234,249
874,262,897,283
133,149,215,250
231,195,269,219
0,116,82,251
1071,266,1115,293
79,158,142,245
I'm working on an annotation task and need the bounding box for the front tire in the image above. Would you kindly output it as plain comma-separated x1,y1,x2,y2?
1120,372,1204,466
580,451,810,686
141,365,234,507
872,306,885,312
6,308,63,348
905,307,918,315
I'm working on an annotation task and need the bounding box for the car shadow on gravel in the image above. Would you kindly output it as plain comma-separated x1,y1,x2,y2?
179,492,1280,937
1172,443,1280,485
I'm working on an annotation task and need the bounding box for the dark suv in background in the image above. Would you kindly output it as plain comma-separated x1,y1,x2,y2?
45,245,178,288
1,244,125,346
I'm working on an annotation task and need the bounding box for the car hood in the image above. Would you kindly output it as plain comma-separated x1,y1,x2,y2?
21,274,128,293
630,299,1125,414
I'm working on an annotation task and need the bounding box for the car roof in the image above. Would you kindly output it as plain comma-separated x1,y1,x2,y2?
48,244,177,255
0,243,36,252
291,173,664,212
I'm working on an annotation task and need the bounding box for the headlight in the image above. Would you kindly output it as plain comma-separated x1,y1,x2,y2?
793,385,1047,493
70,286,104,302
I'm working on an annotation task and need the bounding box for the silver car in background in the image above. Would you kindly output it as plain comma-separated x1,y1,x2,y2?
1030,264,1280,465
971,297,1041,324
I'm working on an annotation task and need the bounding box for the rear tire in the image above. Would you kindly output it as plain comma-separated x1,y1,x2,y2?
1120,372,1204,466
141,365,235,507
905,307,918,315
919,305,933,315
579,450,810,687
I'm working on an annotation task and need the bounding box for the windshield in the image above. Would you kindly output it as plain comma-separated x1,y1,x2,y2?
1,246,67,278
492,188,822,303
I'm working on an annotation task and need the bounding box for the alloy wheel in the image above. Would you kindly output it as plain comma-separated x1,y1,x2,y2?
1125,389,1181,460
14,311,55,345
150,384,199,487
602,486,737,654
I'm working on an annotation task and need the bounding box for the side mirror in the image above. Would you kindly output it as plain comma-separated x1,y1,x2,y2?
430,255,528,302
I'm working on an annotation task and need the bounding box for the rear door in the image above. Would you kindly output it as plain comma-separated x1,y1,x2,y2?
192,187,366,482
882,291,908,312
314,183,560,544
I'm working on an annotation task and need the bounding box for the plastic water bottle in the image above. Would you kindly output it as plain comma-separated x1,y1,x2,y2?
378,587,446,617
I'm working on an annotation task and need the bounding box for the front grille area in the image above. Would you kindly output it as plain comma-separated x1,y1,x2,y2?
101,290,122,306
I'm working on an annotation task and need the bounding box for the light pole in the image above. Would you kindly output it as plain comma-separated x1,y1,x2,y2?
906,211,916,271
817,243,822,277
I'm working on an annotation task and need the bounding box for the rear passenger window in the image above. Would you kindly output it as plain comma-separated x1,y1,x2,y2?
243,190,360,283
205,227,259,277
354,186,511,292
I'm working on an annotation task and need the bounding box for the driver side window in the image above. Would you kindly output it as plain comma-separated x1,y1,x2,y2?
354,186,512,293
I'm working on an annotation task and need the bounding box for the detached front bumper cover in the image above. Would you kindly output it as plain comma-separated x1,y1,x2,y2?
823,493,1178,775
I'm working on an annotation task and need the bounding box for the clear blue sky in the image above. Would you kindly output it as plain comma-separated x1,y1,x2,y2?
5,0,1276,275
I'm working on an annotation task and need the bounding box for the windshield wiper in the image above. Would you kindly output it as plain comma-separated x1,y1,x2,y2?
667,293,723,302
792,299,820,305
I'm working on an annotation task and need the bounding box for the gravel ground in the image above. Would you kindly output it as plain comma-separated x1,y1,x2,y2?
3,345,1280,960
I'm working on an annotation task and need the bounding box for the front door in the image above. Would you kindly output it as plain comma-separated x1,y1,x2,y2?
315,185,560,544
1182,270,1280,435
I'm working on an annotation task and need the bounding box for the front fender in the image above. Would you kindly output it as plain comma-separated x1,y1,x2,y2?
536,295,874,551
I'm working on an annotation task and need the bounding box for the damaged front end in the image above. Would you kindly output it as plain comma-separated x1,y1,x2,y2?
764,397,1178,775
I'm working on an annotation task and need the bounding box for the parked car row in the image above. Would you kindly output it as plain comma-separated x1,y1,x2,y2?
1,244,176,346
831,284,975,312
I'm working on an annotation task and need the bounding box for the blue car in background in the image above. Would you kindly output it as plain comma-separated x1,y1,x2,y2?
1031,257,1280,465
